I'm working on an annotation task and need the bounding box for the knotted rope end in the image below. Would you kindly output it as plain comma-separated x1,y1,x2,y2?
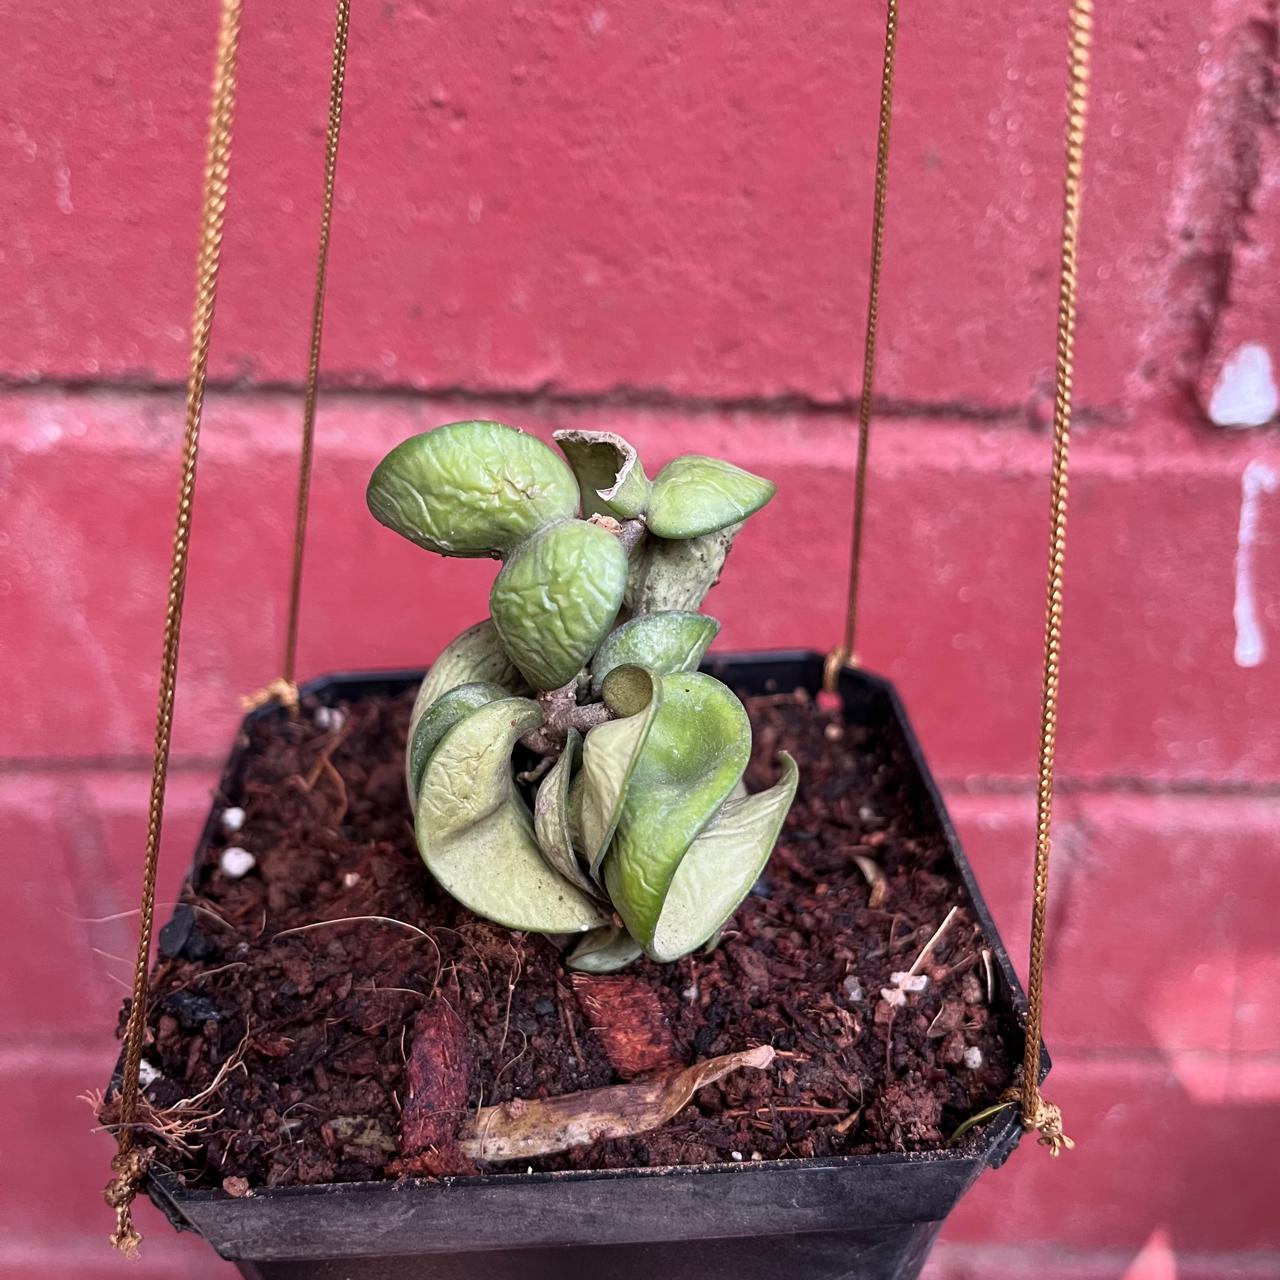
1024,1095,1074,1156
105,1146,153,1256
1001,1087,1074,1156
241,677,300,713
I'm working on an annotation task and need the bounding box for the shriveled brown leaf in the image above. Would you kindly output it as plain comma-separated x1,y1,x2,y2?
461,1044,775,1162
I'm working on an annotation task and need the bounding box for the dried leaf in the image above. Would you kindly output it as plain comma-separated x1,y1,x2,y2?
460,1045,775,1162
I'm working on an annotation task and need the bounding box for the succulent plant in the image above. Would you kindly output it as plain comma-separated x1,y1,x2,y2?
367,420,798,971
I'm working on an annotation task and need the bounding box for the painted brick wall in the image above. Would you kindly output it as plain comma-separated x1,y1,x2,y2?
3,1,1279,1276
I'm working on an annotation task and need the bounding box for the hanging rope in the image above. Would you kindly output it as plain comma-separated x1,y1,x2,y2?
1017,0,1092,1157
244,0,352,713
104,0,244,1254
824,0,899,694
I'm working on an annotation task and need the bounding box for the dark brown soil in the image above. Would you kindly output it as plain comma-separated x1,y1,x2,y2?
113,686,1016,1189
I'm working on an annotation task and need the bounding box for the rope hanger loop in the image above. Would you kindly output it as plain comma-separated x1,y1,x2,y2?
108,0,1088,1251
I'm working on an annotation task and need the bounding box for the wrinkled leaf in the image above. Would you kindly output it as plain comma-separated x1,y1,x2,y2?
566,925,645,973
649,753,799,962
578,670,662,876
367,420,579,557
553,429,651,520
603,673,751,947
416,698,610,934
646,455,775,540
625,523,741,614
490,520,629,691
590,612,720,696
406,681,511,808
533,731,603,899
460,1045,775,1161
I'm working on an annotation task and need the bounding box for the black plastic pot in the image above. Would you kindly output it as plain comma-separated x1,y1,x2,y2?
136,650,1046,1280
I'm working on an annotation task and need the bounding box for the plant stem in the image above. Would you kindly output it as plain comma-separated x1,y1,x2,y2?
521,681,614,758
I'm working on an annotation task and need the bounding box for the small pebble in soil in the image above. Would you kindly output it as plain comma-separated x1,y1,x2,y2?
138,1059,161,1087
220,806,246,834
731,1151,743,1161
219,846,257,879
342,871,361,888
842,975,864,1003
963,1046,984,1070
314,705,346,731
890,972,930,994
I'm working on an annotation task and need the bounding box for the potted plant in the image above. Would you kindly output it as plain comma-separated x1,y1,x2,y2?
104,421,1042,1280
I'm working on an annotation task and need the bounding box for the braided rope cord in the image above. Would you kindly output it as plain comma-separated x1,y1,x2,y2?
1017,0,1093,1157
105,0,244,1253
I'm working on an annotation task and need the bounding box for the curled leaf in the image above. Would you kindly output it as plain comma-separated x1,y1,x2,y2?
367,420,578,557
646,456,775,540
413,619,524,718
490,520,629,691
625,523,741,614
533,731,603,899
603,673,751,948
460,1045,775,1161
566,926,645,974
649,753,799,962
406,681,510,808
590,612,720,696
416,698,610,934
553,430,651,520
578,672,662,876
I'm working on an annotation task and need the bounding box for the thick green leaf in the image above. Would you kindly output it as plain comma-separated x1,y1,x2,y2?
590,612,720,696
602,673,751,947
625,524,741,614
553,430,651,520
646,456,775,539
578,670,662,877
416,699,610,934
367,420,579,557
406,681,510,808
566,926,645,973
490,520,628,691
648,753,799,962
533,731,603,899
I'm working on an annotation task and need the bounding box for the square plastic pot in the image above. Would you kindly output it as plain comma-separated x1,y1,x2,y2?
134,650,1047,1280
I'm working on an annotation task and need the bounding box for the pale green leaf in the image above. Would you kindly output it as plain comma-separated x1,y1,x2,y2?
578,672,662,877
406,681,510,809
602,673,751,947
625,524,741,614
533,731,604,899
646,456,775,539
412,619,523,720
416,699,610,934
648,753,799,962
566,926,645,973
367,420,578,557
590,612,720,696
553,430,651,520
490,519,628,691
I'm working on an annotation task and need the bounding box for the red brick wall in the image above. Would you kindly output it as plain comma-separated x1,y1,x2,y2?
3,2,1278,1276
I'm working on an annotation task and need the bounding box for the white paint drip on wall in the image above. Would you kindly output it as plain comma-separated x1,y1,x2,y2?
1233,459,1279,668
1210,343,1279,428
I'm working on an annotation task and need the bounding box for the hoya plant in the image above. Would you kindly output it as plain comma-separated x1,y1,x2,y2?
367,420,798,972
